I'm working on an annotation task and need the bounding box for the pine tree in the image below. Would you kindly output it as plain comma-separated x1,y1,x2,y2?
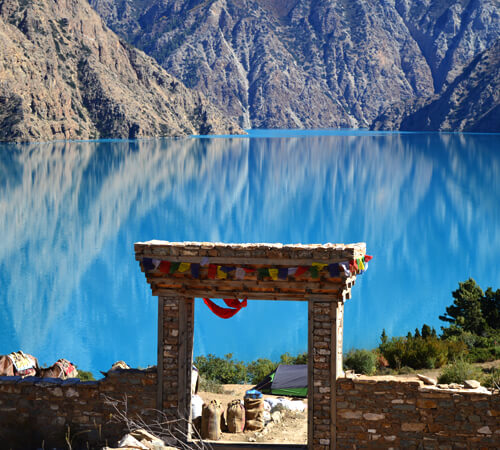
421,324,432,339
439,278,487,335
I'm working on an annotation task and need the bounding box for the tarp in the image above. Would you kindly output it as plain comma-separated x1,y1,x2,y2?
253,364,307,398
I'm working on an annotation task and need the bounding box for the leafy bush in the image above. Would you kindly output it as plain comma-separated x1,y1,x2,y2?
77,370,95,381
247,358,277,384
379,335,466,370
481,368,500,389
437,358,481,384
198,377,225,394
194,353,248,384
344,349,376,375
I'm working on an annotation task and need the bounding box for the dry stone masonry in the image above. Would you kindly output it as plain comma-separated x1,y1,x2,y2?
1,241,497,448
0,369,156,448
135,240,366,448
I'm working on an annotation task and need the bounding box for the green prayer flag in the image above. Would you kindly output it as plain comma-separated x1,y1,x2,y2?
170,262,180,274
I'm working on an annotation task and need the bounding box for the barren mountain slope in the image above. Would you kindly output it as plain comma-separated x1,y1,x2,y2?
0,0,241,142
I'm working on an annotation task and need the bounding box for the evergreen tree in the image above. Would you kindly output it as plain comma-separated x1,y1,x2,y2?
439,278,487,335
414,328,421,338
421,324,432,339
482,287,500,330
380,329,388,345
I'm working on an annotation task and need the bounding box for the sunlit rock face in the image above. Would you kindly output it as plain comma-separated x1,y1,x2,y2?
0,0,242,143
1,132,499,373
373,40,500,132
91,0,499,129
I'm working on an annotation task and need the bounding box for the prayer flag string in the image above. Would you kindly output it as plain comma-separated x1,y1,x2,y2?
141,255,373,279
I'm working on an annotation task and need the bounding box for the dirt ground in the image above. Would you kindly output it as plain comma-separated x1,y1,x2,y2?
196,362,500,444
197,384,307,444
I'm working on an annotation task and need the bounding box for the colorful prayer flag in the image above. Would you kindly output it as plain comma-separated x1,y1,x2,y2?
191,263,200,278
169,262,180,274
217,266,227,279
235,267,245,279
269,268,279,280
278,268,288,280
294,266,308,277
328,263,340,277
142,258,154,271
208,264,217,279
258,268,269,280
200,257,209,266
178,262,191,272
159,261,171,274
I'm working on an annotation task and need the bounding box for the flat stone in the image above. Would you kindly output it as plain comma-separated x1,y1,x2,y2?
464,380,481,389
339,410,362,419
418,374,437,385
363,413,385,421
402,422,426,432
417,399,437,408
478,426,492,434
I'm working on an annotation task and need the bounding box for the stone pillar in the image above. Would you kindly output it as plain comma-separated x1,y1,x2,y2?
309,299,344,450
158,296,194,439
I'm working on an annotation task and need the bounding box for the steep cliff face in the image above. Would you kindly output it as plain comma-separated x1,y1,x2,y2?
0,0,241,142
91,0,499,130
373,40,500,132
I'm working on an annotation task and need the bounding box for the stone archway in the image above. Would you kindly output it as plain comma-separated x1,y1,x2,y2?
135,241,367,450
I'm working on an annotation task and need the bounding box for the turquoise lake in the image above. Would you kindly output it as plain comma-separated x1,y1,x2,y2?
1,129,499,376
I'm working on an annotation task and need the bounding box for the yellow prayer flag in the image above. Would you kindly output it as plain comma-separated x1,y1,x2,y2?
312,262,328,270
269,268,279,280
217,266,227,279
178,262,191,272
358,259,365,271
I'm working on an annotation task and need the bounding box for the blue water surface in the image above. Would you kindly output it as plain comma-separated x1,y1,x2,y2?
0,130,499,376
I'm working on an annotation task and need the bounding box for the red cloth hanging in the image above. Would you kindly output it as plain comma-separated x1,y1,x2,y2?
364,255,373,262
203,297,247,319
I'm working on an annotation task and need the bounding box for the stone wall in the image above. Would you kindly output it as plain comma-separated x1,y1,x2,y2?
0,368,157,449
337,378,500,448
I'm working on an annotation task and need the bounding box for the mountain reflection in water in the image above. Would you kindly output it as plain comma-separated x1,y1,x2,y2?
0,131,499,375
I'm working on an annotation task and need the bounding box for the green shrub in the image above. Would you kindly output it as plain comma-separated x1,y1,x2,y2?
379,335,466,370
344,349,376,375
194,353,248,384
481,368,500,389
77,370,95,381
437,358,481,384
199,377,225,394
397,366,416,375
468,346,500,363
247,358,278,384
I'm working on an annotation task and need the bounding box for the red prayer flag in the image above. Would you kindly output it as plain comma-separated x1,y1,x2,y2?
294,266,309,277
364,255,373,262
203,297,247,319
158,261,171,274
208,264,217,279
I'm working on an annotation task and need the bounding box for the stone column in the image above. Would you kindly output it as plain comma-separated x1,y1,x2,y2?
309,299,344,449
158,296,194,439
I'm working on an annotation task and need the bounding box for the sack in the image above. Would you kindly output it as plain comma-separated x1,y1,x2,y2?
201,400,222,440
191,394,203,420
244,397,264,431
227,400,245,433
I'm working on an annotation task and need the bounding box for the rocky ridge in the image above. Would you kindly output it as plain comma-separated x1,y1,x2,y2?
0,0,241,142
90,0,500,130
372,40,500,132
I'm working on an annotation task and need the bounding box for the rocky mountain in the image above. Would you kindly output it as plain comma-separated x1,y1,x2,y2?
372,40,500,132
0,0,241,143
90,0,500,130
